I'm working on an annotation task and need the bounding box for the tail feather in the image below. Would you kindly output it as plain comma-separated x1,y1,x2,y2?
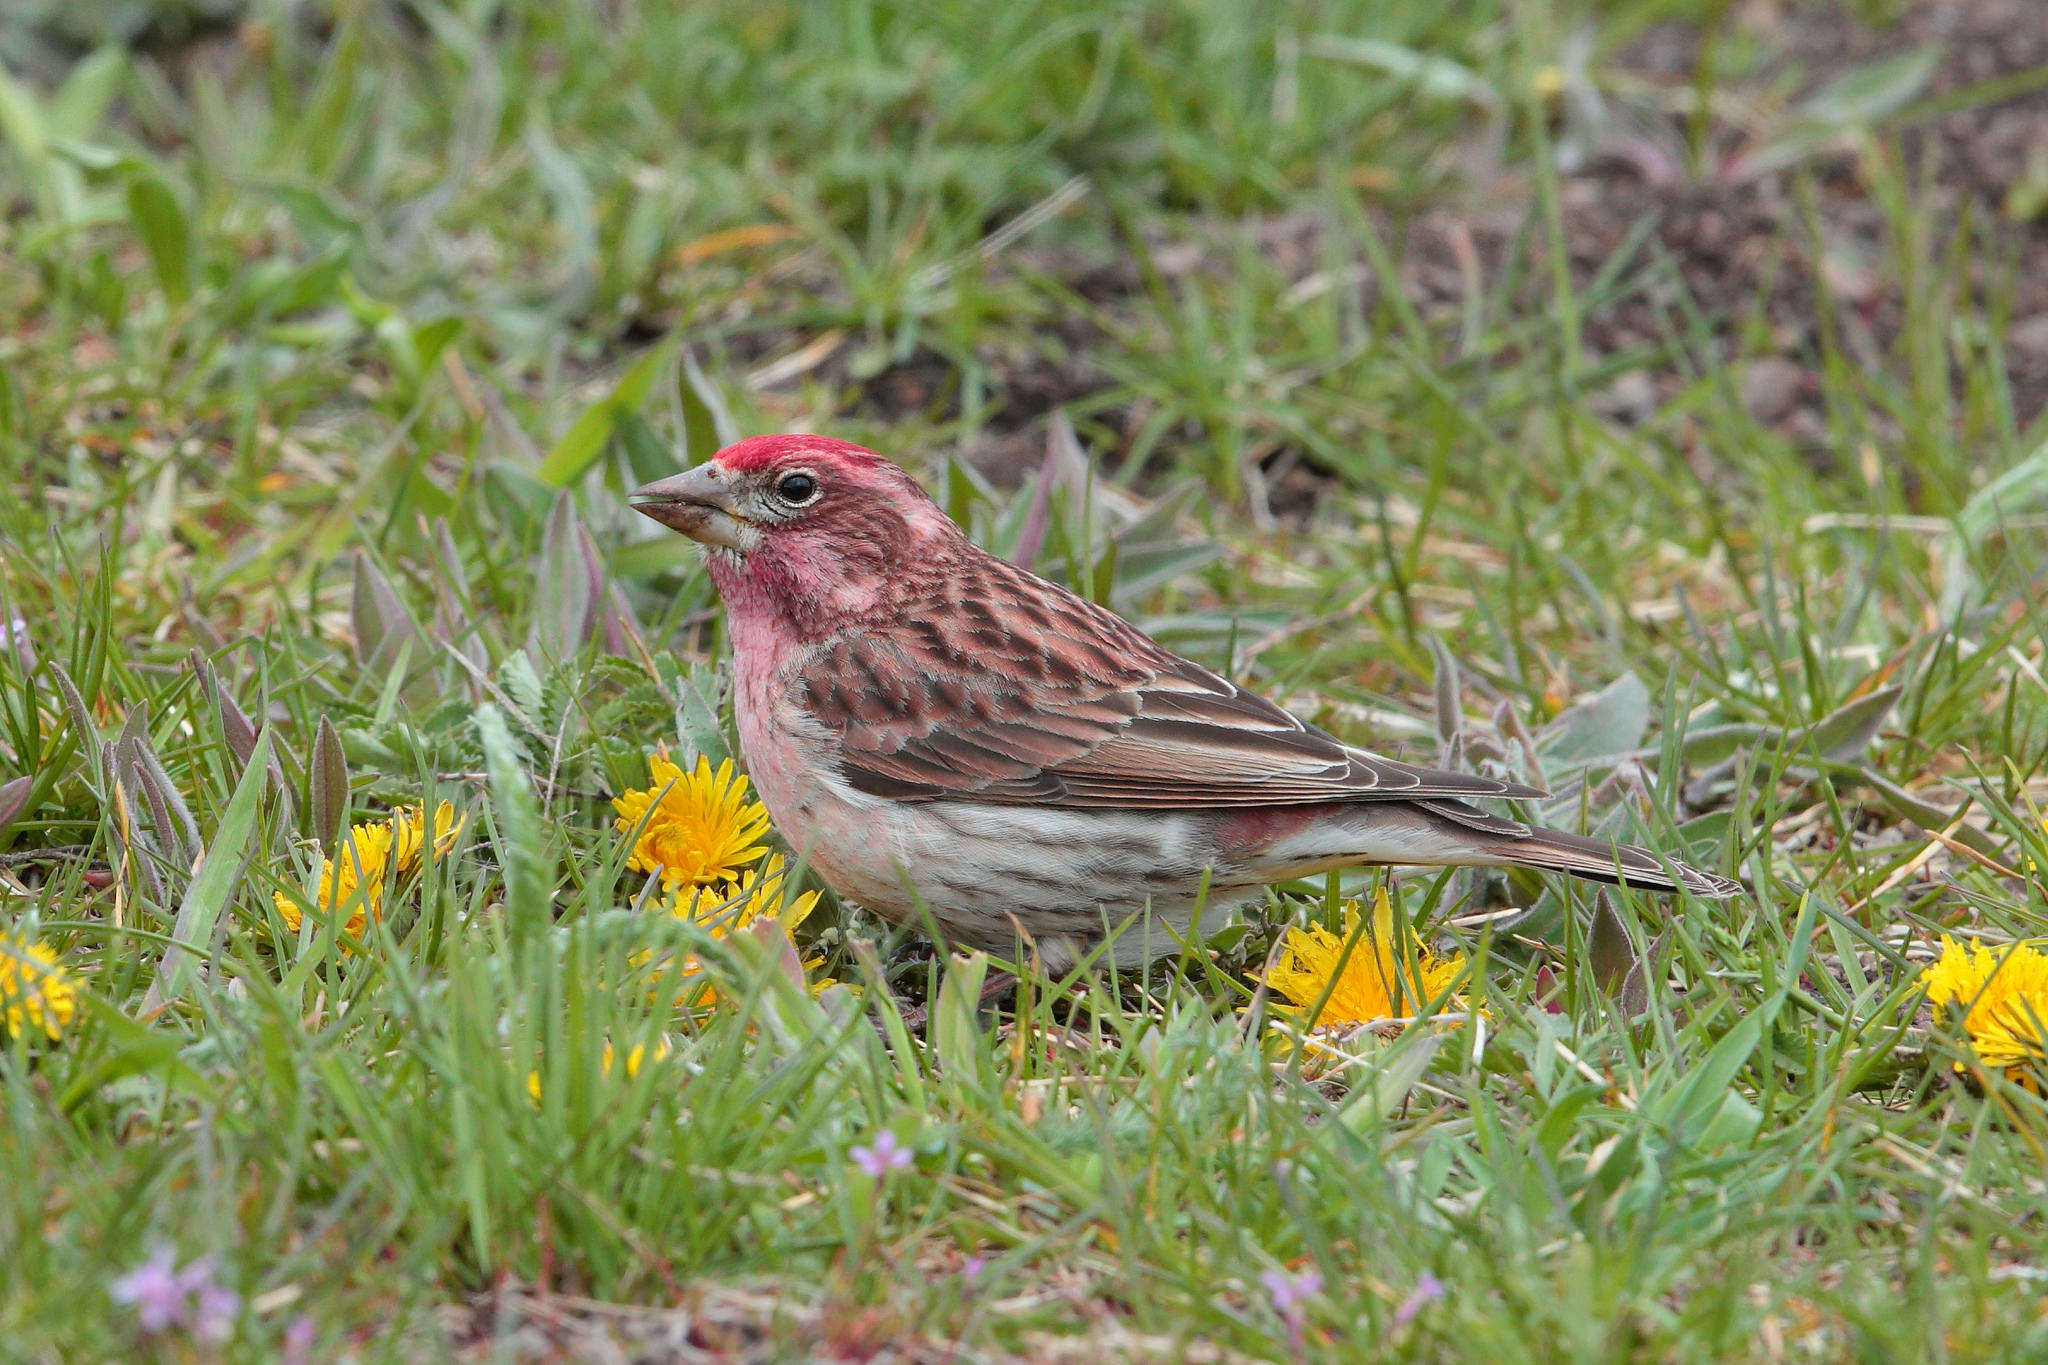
1412,796,1741,899
1254,799,1742,898
1490,824,1742,899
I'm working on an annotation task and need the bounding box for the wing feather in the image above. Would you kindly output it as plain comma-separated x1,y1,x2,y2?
796,554,1545,809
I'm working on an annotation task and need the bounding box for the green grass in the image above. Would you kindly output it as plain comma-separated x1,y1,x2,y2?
4,1,2048,1359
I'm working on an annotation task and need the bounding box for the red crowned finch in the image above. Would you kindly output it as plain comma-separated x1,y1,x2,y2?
631,435,1739,968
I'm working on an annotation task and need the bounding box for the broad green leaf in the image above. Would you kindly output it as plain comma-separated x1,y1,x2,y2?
608,535,700,578
678,348,735,463
537,341,673,486
131,736,202,867
1303,35,1500,107
932,950,990,1080
59,997,201,1112
1336,1028,1443,1129
536,399,618,490
48,663,102,795
1532,1082,1608,1159
49,49,125,139
1694,1091,1763,1148
158,731,274,1002
1430,634,1462,748
614,409,674,486
0,63,50,168
266,250,349,318
349,552,421,675
410,316,463,375
1652,1011,1763,1149
0,775,29,833
1733,48,1941,179
310,716,349,854
1801,47,1943,126
1109,541,1223,607
1953,438,2048,545
475,705,549,954
530,494,601,660
1587,892,1635,999
191,650,259,772
721,919,834,1061
126,176,192,304
1798,684,1902,762
672,664,730,763
1543,672,1651,763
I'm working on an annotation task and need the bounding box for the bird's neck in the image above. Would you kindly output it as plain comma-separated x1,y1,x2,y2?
707,518,968,647
707,544,885,650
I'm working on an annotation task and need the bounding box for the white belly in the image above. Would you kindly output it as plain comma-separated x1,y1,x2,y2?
733,686,1246,966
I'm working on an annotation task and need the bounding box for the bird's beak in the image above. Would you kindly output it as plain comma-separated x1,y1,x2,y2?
629,465,753,550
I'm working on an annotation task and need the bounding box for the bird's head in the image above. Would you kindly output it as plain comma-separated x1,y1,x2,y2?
630,434,963,636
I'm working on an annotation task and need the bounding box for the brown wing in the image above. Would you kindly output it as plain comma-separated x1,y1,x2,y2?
796,554,1544,809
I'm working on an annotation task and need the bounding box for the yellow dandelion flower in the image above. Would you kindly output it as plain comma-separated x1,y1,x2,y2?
527,1036,673,1102
665,853,820,936
0,933,78,1041
1923,936,2048,1078
388,801,464,870
613,753,771,889
648,855,825,1008
1264,888,1467,1028
274,802,463,937
604,1037,670,1077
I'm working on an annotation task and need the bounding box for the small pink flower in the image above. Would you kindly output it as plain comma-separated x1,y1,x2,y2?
1261,1265,1322,1312
111,1247,185,1332
1262,1266,1322,1348
961,1253,987,1285
282,1315,317,1365
1391,1270,1445,1329
849,1129,914,1179
110,1248,237,1340
191,1282,241,1342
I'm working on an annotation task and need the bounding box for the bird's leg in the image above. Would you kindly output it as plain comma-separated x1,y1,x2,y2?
891,969,1018,1036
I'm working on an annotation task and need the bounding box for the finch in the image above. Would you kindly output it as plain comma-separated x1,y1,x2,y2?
631,435,1739,969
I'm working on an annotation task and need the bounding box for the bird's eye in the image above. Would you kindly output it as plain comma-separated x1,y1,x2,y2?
775,471,818,505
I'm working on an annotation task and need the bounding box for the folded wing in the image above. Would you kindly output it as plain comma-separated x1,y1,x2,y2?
797,558,1543,810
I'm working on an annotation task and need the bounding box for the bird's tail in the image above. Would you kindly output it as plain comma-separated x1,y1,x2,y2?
1486,824,1742,899
1259,798,1743,899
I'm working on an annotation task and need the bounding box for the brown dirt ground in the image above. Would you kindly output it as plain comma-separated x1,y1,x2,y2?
1556,0,2048,435
836,0,2048,493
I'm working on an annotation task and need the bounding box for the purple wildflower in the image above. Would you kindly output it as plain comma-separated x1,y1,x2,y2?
1261,1265,1322,1312
849,1129,914,1179
1262,1266,1323,1348
109,1248,238,1341
961,1253,987,1286
190,1281,241,1343
111,1247,186,1332
283,1315,317,1365
1391,1270,1445,1330
1,618,30,671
